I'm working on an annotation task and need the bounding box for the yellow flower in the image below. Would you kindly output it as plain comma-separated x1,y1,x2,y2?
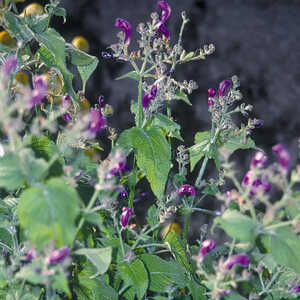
0,31,17,48
72,36,90,53
21,3,44,17
15,71,29,85
80,98,90,111
160,222,182,239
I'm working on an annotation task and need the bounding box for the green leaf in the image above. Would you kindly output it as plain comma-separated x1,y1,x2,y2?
17,178,80,249
115,71,140,81
19,148,48,183
140,254,187,292
118,259,149,300
261,227,300,275
0,153,26,191
146,205,158,226
75,247,112,278
165,230,192,272
52,271,71,297
173,90,192,105
216,210,258,243
67,44,99,90
77,262,118,300
188,280,206,300
117,127,171,199
152,113,183,141
223,133,256,155
189,131,210,171
4,11,33,42
224,293,248,300
34,28,76,99
28,15,50,33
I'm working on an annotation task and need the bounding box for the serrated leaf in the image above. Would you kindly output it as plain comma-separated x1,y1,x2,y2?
140,254,187,292
78,262,118,300
17,178,80,249
216,210,258,243
261,227,300,275
173,90,192,105
67,44,98,90
189,131,210,171
223,134,256,155
0,153,25,190
117,127,171,199
75,247,112,278
4,11,33,42
34,28,76,99
118,259,148,300
152,113,183,141
165,230,192,272
116,71,140,81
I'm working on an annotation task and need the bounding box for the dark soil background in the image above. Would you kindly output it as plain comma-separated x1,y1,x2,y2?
20,0,300,239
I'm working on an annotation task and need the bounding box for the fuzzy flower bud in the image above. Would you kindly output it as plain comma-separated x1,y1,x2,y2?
218,80,231,97
120,207,134,228
47,247,70,265
207,98,214,107
177,184,196,197
223,253,250,270
115,18,132,45
142,84,157,109
272,144,290,171
250,152,267,169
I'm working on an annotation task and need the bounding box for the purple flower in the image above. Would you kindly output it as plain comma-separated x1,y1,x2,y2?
250,152,267,169
208,98,214,107
62,113,72,123
197,239,216,264
3,55,17,75
118,189,128,200
219,289,232,295
115,18,132,45
28,75,48,108
98,95,105,108
142,84,157,109
288,285,300,294
207,88,216,98
47,247,70,265
272,144,290,171
62,94,71,104
218,80,231,97
88,109,106,135
120,207,134,228
242,170,253,187
177,184,196,197
223,253,250,270
157,0,171,38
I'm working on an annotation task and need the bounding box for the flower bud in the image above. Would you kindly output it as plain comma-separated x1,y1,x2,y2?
218,80,231,97
272,144,290,171
207,88,216,98
177,184,196,197
115,18,132,45
250,152,267,169
47,247,70,265
196,239,216,264
288,285,300,294
223,253,250,270
120,207,134,228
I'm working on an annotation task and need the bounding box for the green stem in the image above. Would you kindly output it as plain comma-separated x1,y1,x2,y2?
183,210,192,245
128,165,137,209
228,238,236,257
265,214,300,230
191,207,219,216
131,223,161,250
195,156,209,187
74,188,101,239
118,229,125,257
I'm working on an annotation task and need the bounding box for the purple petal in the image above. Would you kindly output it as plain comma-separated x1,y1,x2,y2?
250,152,267,169
142,84,157,109
115,18,132,45
28,75,48,108
89,109,106,134
157,0,171,24
197,239,216,263
208,98,214,107
177,184,196,197
47,247,70,265
62,113,72,123
157,23,170,39
98,95,105,108
218,80,231,97
3,55,17,75
272,144,290,171
207,88,216,98
120,207,134,228
288,285,300,294
223,253,250,270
